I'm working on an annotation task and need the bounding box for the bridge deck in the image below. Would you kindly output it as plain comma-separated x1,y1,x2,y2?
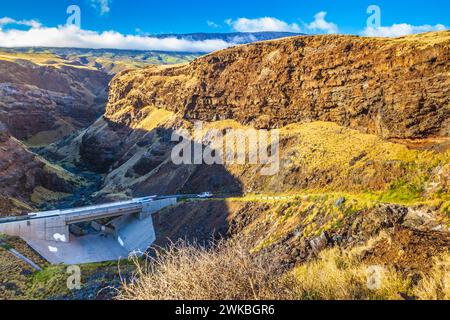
0,196,159,225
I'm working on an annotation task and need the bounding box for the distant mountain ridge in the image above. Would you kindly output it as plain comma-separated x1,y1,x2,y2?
152,31,305,44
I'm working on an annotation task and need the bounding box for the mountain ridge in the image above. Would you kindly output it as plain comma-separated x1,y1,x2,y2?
152,31,305,44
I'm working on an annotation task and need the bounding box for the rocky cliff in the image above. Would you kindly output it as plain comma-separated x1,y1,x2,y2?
107,31,449,139
0,58,111,145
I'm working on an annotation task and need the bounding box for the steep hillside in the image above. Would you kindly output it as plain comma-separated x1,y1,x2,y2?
0,123,79,214
106,31,449,139
152,196,450,271
65,116,448,206
0,56,111,145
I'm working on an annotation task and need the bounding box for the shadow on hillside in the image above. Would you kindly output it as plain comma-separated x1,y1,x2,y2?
77,118,244,247
151,200,232,250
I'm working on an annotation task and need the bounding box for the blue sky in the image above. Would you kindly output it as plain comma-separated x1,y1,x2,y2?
0,0,448,51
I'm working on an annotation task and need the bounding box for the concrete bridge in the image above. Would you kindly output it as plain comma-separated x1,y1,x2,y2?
0,196,178,264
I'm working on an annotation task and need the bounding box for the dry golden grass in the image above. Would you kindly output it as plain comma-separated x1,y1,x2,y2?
118,240,297,300
293,248,411,300
118,239,449,301
30,186,70,205
135,107,174,131
413,254,450,300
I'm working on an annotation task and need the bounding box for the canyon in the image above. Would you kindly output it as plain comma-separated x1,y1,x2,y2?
43,32,449,202
0,31,449,299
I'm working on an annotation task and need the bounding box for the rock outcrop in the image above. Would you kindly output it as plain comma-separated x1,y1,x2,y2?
107,31,450,139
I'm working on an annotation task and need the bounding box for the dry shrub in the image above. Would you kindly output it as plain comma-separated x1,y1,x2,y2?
118,240,296,300
413,254,450,300
118,240,449,301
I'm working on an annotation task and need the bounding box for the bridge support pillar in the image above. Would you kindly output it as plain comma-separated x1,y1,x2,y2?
44,217,70,243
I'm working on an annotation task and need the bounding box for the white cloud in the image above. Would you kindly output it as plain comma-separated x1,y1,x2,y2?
225,13,340,34
306,12,338,34
207,20,220,28
90,0,111,16
362,23,447,37
0,16,41,29
226,17,301,33
0,25,232,52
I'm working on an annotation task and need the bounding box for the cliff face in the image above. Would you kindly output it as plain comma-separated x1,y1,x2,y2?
0,59,111,145
107,31,449,139
0,123,78,214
